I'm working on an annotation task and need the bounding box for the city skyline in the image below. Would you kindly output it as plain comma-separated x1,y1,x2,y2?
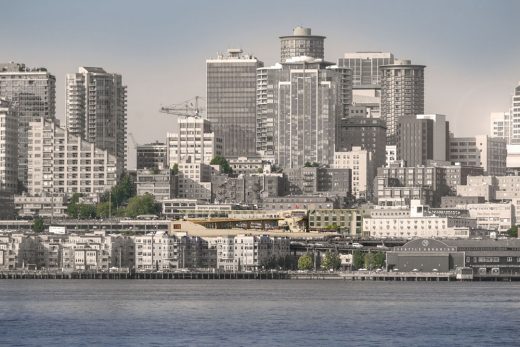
2,0,520,169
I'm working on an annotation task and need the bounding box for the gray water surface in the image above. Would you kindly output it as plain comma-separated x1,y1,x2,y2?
0,280,518,346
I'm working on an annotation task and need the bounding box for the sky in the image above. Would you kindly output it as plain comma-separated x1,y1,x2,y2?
2,0,520,169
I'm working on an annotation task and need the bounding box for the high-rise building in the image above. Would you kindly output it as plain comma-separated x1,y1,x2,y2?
336,115,387,168
338,52,395,119
449,135,506,176
206,49,262,158
334,147,375,199
136,142,167,170
279,26,325,63
0,99,18,194
416,114,449,162
166,116,222,167
490,112,511,143
28,118,120,196
257,57,351,168
0,62,56,188
338,52,394,88
381,60,425,145
66,67,127,170
510,82,520,144
396,116,433,167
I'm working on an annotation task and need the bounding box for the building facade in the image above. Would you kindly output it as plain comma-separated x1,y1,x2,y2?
167,116,222,167
336,115,386,168
449,135,507,176
206,49,262,158
0,62,56,187
28,118,119,196
396,116,434,167
257,58,351,167
66,67,127,170
490,112,511,144
380,60,425,145
136,169,176,202
510,82,520,144
0,99,18,194
279,26,325,63
334,148,375,199
136,142,167,170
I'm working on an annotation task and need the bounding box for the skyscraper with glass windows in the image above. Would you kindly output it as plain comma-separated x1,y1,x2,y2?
206,49,263,158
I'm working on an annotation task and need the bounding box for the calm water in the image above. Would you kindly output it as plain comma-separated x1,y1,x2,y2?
0,280,518,346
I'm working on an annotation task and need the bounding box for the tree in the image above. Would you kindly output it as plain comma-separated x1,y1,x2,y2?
96,201,111,218
210,155,233,174
304,162,320,168
66,193,83,218
321,251,342,270
364,252,385,270
102,173,135,207
261,255,298,270
77,204,97,219
298,253,313,270
352,250,364,270
171,163,179,175
32,217,45,233
125,193,160,218
507,225,518,238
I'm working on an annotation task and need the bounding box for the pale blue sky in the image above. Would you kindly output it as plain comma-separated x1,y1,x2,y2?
2,0,519,168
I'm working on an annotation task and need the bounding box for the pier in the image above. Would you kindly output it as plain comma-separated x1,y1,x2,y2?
0,270,289,280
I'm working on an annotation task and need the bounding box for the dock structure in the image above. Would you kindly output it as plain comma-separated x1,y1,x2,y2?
0,271,289,280
2,270,520,281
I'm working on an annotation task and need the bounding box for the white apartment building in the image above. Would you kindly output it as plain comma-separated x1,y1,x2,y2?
449,135,506,176
133,232,180,271
334,147,375,199
167,116,222,167
215,235,290,271
216,236,235,271
0,99,18,193
510,82,520,144
28,118,119,197
66,67,127,169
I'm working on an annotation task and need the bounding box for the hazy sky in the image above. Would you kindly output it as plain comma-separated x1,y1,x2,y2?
2,0,520,168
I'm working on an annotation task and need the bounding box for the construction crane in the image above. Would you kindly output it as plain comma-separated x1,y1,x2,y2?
159,96,206,118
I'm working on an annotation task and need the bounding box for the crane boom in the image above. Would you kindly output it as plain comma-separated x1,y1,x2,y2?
160,96,206,118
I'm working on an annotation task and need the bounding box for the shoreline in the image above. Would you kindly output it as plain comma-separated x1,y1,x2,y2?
1,270,520,282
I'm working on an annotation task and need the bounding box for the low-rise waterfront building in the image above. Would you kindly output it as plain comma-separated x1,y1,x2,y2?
307,209,368,236
387,238,520,276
